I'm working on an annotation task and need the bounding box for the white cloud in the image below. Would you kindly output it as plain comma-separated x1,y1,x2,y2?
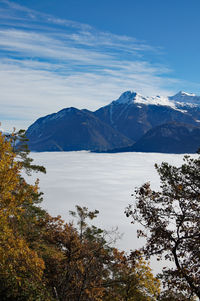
0,57,178,131
0,0,184,131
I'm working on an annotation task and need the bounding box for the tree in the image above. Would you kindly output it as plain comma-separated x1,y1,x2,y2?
103,250,160,301
125,155,200,300
5,129,46,175
42,206,117,301
68,206,160,301
41,206,160,301
69,205,100,241
40,212,110,301
0,132,50,300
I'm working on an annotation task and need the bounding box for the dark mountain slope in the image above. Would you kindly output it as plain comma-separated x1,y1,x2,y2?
104,122,200,154
131,122,200,153
26,107,133,151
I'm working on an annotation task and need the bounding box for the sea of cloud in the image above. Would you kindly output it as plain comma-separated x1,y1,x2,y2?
24,151,195,273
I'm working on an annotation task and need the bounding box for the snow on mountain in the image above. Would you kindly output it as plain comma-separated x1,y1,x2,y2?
111,90,175,108
169,91,200,105
111,90,200,109
133,94,175,107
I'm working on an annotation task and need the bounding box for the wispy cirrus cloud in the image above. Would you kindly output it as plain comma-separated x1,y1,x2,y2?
0,0,184,131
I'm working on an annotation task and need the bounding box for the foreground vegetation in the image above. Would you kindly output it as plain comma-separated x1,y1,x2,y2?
0,131,199,300
126,154,200,300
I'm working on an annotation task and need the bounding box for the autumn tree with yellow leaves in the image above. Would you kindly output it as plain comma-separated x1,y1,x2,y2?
41,206,160,301
0,132,49,300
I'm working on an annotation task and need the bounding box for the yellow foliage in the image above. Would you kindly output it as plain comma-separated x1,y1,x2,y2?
0,132,46,299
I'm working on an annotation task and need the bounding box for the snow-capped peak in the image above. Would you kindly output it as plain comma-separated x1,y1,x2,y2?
112,90,175,108
169,91,200,105
179,91,196,97
112,91,138,104
110,90,200,110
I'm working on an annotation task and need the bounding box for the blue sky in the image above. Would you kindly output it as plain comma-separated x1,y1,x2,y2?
1,0,200,131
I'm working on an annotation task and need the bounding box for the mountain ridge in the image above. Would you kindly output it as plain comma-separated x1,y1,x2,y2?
26,90,200,153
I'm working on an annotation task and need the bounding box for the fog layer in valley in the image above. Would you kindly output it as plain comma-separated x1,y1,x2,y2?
26,151,193,272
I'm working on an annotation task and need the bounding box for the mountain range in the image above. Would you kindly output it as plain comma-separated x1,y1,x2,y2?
26,91,200,153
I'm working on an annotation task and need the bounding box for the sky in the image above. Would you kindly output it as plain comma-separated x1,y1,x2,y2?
1,0,200,131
